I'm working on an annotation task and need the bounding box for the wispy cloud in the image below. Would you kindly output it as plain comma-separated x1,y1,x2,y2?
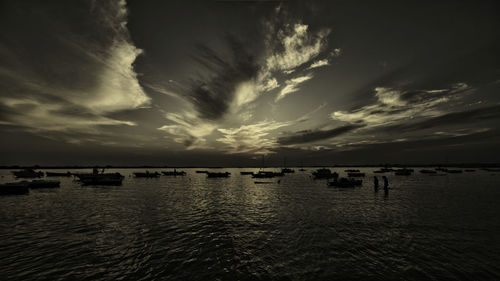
157,112,216,149
0,0,149,142
278,124,364,145
276,74,313,101
308,59,329,69
331,84,471,126
265,23,330,73
216,120,290,154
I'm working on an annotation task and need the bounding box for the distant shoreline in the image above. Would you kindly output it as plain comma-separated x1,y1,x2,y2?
1,163,499,169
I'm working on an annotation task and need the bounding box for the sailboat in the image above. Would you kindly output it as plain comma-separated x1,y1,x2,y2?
281,157,295,173
252,155,283,178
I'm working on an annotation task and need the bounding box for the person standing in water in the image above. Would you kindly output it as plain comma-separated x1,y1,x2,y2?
332,172,339,182
374,176,379,192
382,176,389,194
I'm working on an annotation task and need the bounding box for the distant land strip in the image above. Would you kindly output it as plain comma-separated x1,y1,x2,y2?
1,163,499,169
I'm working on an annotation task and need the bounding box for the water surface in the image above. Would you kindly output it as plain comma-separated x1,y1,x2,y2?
1,168,499,280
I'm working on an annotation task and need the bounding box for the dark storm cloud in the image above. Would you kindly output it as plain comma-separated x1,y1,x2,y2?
278,124,363,145
186,35,260,120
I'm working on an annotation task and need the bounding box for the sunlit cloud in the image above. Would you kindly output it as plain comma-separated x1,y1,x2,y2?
331,84,470,126
308,59,330,69
216,120,290,154
266,23,330,73
0,97,136,133
276,74,313,101
158,112,216,149
0,0,149,143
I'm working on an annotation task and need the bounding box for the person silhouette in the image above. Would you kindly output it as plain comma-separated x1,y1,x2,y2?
382,176,389,194
374,176,379,192
332,172,339,182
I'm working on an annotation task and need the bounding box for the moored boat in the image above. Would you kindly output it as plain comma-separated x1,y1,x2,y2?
133,171,161,178
12,169,44,178
345,169,360,172
0,182,30,195
312,168,335,179
328,177,362,188
347,172,365,177
420,169,437,174
75,171,124,186
161,169,186,176
207,172,231,178
395,169,413,176
45,171,72,177
374,168,393,173
482,168,500,172
281,168,295,173
252,171,284,178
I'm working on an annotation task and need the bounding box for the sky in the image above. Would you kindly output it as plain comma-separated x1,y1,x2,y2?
0,0,499,166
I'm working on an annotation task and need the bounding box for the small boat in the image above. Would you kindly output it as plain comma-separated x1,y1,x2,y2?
347,172,365,177
446,169,463,174
374,167,393,173
328,178,362,188
464,169,475,172
483,168,500,172
133,171,161,178
0,182,30,195
344,169,360,172
299,168,306,171
12,169,44,178
240,171,254,175
420,169,437,174
395,169,413,176
254,181,274,184
25,180,60,188
45,171,72,177
196,170,208,174
252,171,284,178
281,157,294,173
75,172,124,186
161,169,186,176
435,167,448,172
312,168,336,179
207,172,230,178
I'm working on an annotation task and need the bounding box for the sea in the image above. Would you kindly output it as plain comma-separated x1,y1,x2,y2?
1,168,499,280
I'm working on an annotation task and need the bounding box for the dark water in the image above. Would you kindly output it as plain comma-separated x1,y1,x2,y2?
1,168,500,280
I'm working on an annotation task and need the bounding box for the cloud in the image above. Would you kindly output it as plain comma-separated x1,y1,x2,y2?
276,74,313,101
0,97,135,132
381,104,500,133
185,36,260,120
216,120,290,154
0,0,149,141
331,84,470,126
308,59,329,69
266,23,330,73
157,112,216,149
278,124,364,145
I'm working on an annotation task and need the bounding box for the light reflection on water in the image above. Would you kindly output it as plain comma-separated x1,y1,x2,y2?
1,168,500,280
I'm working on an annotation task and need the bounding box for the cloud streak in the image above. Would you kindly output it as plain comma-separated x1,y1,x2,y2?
276,74,313,101
278,124,364,145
